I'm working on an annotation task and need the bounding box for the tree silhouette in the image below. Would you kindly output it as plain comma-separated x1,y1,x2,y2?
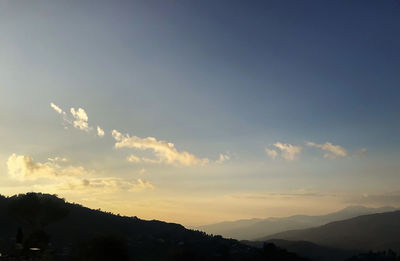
77,234,131,261
7,193,69,253
8,193,69,229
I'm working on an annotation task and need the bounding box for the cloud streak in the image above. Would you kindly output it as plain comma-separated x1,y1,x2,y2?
266,142,302,161
306,141,347,159
77,177,154,192
50,102,65,115
112,130,209,166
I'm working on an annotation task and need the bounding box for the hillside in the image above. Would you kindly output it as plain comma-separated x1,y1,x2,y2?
244,239,360,261
198,206,396,240
259,210,400,252
0,193,308,261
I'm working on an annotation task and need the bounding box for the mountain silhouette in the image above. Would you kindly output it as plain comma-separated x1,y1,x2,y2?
198,206,397,240
0,193,309,261
259,210,400,253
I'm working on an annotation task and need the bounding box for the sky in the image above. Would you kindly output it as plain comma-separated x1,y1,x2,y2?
1,0,400,227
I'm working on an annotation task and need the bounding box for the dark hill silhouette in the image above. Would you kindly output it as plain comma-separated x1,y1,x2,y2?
198,206,397,240
0,193,308,261
259,210,400,253
244,239,361,261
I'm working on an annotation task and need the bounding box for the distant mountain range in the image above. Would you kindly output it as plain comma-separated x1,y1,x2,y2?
260,210,400,253
198,206,397,240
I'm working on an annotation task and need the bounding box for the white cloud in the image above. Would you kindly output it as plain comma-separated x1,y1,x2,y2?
272,142,302,161
127,154,141,163
7,154,55,180
97,126,105,137
306,141,347,159
216,153,230,164
70,107,90,132
6,154,154,193
112,130,209,166
265,148,278,159
7,154,90,181
50,102,65,115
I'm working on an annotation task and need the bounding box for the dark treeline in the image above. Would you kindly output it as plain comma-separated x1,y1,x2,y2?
0,193,308,261
346,250,400,261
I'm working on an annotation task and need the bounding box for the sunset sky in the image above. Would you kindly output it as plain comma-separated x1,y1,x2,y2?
1,0,400,226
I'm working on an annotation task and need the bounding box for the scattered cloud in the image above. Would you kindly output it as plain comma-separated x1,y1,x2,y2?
7,153,90,181
265,148,278,159
139,168,146,175
70,107,90,132
97,126,105,137
306,141,347,159
50,102,65,115
216,153,230,164
266,142,302,161
50,103,102,134
112,130,209,166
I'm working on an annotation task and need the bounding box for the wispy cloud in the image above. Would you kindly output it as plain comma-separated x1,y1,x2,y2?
265,148,278,159
77,177,154,192
266,142,302,161
306,141,347,159
127,154,141,163
112,130,209,166
216,153,230,164
50,102,66,115
229,190,328,200
357,148,367,156
47,157,68,162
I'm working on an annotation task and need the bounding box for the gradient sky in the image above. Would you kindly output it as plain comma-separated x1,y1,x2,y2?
1,0,400,227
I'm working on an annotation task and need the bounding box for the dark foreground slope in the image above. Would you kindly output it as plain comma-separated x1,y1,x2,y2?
244,239,361,261
0,193,308,261
259,210,400,252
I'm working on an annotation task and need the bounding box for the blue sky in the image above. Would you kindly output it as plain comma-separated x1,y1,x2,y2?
1,0,400,226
